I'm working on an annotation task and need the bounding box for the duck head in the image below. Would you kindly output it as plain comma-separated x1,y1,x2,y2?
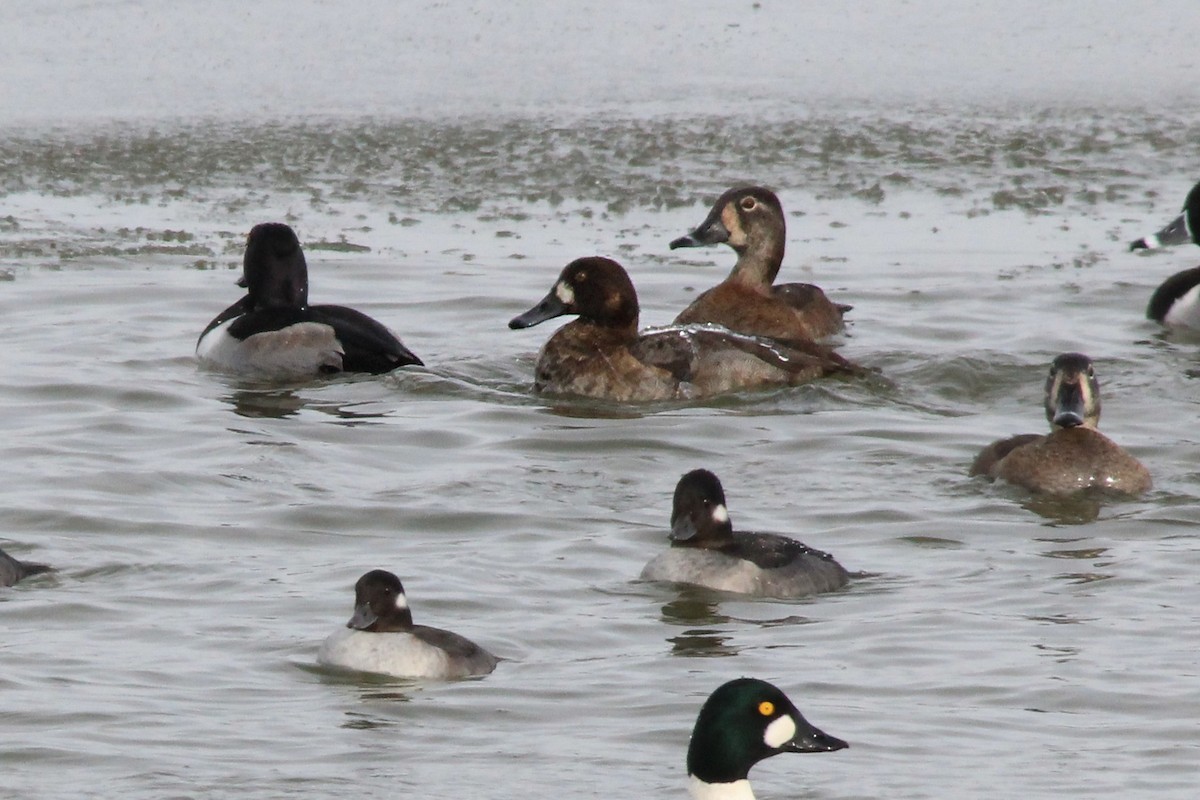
1044,352,1101,430
241,222,310,310
346,569,414,633
508,257,640,332
670,469,736,548
1130,180,1200,251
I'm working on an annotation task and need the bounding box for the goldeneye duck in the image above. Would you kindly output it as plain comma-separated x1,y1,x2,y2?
687,678,847,800
640,469,849,598
508,257,860,402
317,569,498,680
197,223,423,380
0,545,51,587
670,186,850,341
969,353,1151,496
1130,180,1200,328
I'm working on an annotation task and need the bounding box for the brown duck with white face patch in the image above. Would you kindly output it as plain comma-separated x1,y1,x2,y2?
508,257,860,402
670,186,850,341
969,353,1151,496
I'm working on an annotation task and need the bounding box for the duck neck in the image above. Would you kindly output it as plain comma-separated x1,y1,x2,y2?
729,236,785,289
688,776,756,800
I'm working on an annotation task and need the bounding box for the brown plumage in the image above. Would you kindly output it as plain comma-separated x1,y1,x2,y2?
670,186,849,340
969,353,1151,496
508,257,860,402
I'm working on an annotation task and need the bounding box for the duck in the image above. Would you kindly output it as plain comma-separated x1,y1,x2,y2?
317,569,498,679
969,353,1151,496
686,678,847,800
641,469,849,598
197,223,423,379
507,257,860,402
670,186,850,341
1129,180,1200,328
0,545,50,587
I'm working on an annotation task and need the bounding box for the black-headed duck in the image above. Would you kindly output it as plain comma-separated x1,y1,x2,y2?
0,545,50,588
686,678,847,800
670,186,849,341
197,223,423,380
508,257,860,402
641,469,849,598
1130,180,1200,328
970,353,1151,496
317,569,498,679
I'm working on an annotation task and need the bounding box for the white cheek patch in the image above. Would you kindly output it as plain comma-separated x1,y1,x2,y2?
555,282,575,305
711,504,729,524
395,593,408,611
763,714,797,749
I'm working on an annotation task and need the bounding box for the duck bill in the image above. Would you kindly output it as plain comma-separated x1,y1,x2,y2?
669,515,700,543
784,720,849,754
1130,212,1192,250
509,291,570,329
346,601,378,631
670,211,730,249
1051,382,1087,428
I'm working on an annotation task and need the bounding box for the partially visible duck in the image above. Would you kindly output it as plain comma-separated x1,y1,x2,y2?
317,569,498,680
670,186,850,340
641,469,849,598
0,545,50,587
969,353,1151,496
686,678,847,800
197,223,422,379
1130,180,1200,328
508,257,859,402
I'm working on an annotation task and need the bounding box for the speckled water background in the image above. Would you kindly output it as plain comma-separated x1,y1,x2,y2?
2,3,1199,799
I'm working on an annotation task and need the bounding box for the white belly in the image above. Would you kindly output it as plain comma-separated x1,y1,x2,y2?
317,629,459,679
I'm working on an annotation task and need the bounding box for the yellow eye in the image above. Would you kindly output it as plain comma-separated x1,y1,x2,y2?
758,701,775,716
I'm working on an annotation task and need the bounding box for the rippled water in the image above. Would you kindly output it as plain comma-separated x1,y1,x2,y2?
4,5,1200,799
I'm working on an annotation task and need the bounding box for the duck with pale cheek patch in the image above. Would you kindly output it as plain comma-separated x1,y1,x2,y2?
197,222,422,380
685,678,847,800
670,186,850,341
1130,180,1200,329
970,353,1151,496
317,570,497,680
640,469,849,598
508,257,860,402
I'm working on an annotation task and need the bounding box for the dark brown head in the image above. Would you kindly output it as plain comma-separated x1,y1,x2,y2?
670,468,736,548
508,257,640,332
345,569,414,633
241,222,309,310
1043,353,1101,430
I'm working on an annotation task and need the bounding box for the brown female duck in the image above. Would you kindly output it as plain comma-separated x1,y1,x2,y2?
670,186,850,340
508,257,859,402
969,353,1151,496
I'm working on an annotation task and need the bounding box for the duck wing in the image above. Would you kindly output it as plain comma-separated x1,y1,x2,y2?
307,305,424,373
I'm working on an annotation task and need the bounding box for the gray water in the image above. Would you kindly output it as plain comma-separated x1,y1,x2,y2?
3,4,1200,800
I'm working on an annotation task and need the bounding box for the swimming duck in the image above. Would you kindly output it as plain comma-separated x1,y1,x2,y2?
197,223,423,379
969,353,1151,496
641,469,849,598
508,257,859,402
686,678,847,800
670,186,850,341
0,545,50,587
1130,180,1200,328
317,569,498,679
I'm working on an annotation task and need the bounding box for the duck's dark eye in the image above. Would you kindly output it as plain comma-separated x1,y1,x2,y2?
740,196,758,211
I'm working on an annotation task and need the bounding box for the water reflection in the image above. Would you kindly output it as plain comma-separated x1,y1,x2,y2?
1021,492,1105,524
223,389,393,422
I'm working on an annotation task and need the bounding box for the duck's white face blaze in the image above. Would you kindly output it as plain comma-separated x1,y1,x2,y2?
763,714,797,749
395,592,408,610
555,281,575,305
711,504,729,524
